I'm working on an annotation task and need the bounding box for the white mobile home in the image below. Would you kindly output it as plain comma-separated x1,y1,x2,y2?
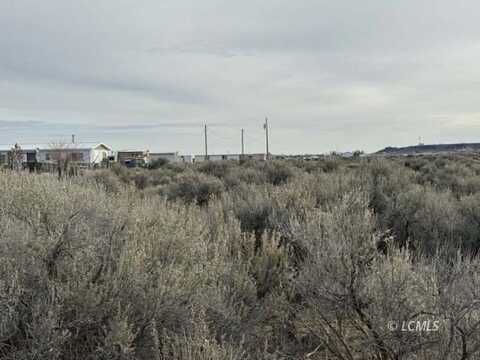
36,143,112,166
0,144,38,168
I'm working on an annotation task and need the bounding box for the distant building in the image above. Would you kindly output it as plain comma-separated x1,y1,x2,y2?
193,155,208,162
240,153,267,161
339,152,354,158
194,154,243,162
0,142,111,169
117,150,150,167
37,143,112,166
208,155,228,162
0,144,37,168
179,155,194,163
149,152,179,163
225,154,241,161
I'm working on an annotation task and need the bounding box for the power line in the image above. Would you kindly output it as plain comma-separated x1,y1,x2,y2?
204,124,208,159
241,129,245,156
207,127,238,142
0,140,99,146
264,117,270,160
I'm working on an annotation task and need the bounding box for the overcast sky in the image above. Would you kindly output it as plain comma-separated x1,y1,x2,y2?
1,1,480,154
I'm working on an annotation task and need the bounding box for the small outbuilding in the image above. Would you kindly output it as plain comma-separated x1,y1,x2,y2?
116,150,150,167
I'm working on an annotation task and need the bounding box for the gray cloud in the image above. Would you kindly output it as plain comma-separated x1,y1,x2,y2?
1,0,480,154
0,120,45,129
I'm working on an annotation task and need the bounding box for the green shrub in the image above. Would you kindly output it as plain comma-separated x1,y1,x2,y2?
234,193,274,240
149,168,178,186
110,163,131,183
133,172,149,190
166,171,224,206
319,156,340,172
147,157,169,169
255,161,295,186
459,193,480,254
233,166,267,185
88,169,123,194
196,161,233,179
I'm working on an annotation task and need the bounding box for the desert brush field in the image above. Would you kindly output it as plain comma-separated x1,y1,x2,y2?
1,156,480,359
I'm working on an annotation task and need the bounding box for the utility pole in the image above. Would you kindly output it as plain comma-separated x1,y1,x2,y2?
204,124,208,160
241,128,245,156
264,117,269,160
72,134,75,144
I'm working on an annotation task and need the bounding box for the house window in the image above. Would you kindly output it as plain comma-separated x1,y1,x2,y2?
70,152,84,162
27,152,36,162
45,153,50,161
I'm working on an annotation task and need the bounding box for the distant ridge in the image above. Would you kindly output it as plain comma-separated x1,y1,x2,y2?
376,143,480,155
